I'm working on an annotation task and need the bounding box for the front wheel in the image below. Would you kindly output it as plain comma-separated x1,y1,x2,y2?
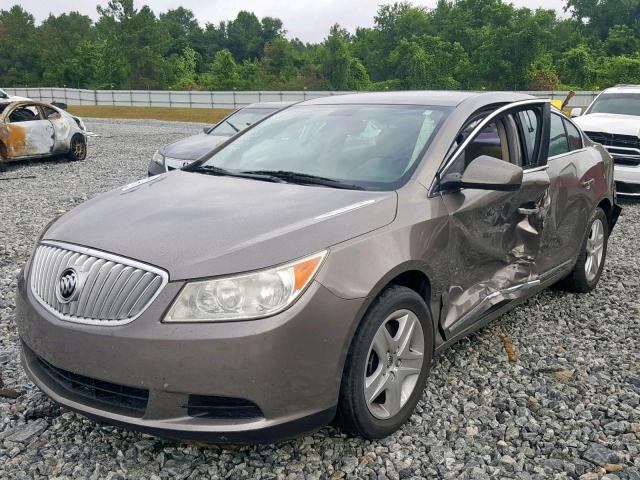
67,134,87,162
335,285,434,439
557,207,609,293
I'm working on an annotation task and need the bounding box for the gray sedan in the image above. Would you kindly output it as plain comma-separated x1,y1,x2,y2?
17,91,619,442
147,102,292,176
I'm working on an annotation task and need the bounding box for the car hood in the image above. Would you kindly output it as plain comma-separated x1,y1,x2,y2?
44,171,398,280
574,113,640,137
161,132,229,160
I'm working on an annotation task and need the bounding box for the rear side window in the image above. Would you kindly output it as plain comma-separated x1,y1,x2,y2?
549,113,570,157
563,119,583,151
42,106,60,119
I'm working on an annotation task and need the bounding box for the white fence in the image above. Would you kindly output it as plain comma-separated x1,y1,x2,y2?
4,87,600,109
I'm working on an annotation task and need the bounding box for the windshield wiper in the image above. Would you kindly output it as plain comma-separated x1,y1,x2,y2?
240,170,365,190
189,164,286,183
225,120,239,132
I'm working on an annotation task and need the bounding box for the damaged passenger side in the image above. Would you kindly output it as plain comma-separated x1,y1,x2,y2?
437,100,552,338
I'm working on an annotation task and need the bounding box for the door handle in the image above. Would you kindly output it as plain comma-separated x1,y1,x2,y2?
582,179,595,190
518,206,540,215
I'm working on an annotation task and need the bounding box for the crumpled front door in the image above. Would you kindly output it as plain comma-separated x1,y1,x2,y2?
440,169,551,337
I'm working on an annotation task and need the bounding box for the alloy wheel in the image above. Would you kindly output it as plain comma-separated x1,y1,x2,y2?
364,309,424,420
72,137,86,159
585,218,605,282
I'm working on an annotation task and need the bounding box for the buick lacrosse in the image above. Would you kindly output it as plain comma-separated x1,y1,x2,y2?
17,91,619,442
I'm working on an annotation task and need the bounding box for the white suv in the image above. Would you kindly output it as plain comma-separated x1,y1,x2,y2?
573,84,640,197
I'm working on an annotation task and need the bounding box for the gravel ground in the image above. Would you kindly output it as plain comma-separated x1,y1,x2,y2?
0,118,638,480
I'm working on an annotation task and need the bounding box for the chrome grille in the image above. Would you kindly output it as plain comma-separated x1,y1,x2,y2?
584,131,640,166
30,241,167,325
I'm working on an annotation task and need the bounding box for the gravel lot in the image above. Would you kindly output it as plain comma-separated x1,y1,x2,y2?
0,118,638,480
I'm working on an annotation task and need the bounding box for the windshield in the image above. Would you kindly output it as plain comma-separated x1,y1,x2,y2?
197,104,450,190
0,89,7,99
587,93,640,116
210,107,278,136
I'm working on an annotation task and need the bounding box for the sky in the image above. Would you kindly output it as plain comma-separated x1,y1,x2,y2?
7,0,569,43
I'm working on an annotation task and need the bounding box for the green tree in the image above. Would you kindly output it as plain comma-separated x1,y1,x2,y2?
0,6,39,86
559,44,595,88
201,49,238,89
605,25,639,56
172,47,198,90
526,54,560,90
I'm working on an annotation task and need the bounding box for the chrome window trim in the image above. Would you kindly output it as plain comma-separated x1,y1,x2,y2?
547,148,588,162
30,240,169,326
430,98,549,196
523,164,549,173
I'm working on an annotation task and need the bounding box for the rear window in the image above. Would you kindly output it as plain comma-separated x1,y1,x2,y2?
563,119,583,151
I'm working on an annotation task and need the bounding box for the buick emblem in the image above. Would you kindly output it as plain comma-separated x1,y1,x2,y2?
57,268,80,303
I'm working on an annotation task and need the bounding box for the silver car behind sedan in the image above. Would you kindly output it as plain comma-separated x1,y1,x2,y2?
148,102,292,176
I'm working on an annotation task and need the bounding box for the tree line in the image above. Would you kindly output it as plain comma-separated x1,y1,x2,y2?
1,0,639,92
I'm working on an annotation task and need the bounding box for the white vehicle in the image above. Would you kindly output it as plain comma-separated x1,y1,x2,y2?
573,85,640,197
0,88,31,102
0,100,87,170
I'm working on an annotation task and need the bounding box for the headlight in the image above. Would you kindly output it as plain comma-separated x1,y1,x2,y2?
152,150,165,166
164,251,327,322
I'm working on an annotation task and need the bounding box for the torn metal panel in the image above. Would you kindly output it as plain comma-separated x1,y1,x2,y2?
441,170,551,336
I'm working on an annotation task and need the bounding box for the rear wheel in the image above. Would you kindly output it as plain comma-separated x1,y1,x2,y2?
557,207,608,293
335,285,433,439
0,142,6,172
67,134,87,162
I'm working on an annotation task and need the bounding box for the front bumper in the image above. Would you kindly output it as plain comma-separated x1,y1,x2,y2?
614,164,640,197
16,270,364,443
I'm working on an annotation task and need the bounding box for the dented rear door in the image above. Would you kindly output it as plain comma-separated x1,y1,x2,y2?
438,100,551,338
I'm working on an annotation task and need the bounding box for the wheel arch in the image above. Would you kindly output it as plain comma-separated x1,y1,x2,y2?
344,262,439,362
597,197,619,231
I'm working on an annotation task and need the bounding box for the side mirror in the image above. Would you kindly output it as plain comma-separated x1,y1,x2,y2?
570,107,582,118
203,123,217,133
441,155,523,192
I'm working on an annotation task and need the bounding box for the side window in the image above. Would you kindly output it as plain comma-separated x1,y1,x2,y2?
463,120,509,165
549,113,570,157
8,105,42,123
563,119,583,151
515,109,541,168
42,106,60,119
446,118,510,176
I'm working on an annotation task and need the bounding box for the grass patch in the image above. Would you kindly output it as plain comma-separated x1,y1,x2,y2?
67,105,234,124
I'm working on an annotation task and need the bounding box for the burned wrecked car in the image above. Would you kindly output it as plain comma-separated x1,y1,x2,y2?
0,100,87,170
16,92,619,442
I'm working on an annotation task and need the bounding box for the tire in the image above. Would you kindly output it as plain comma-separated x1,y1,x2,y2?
557,207,609,293
335,285,434,439
67,134,87,162
0,142,6,171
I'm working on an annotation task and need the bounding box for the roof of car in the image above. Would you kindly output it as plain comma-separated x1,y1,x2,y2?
299,91,535,107
603,85,640,94
244,101,296,109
